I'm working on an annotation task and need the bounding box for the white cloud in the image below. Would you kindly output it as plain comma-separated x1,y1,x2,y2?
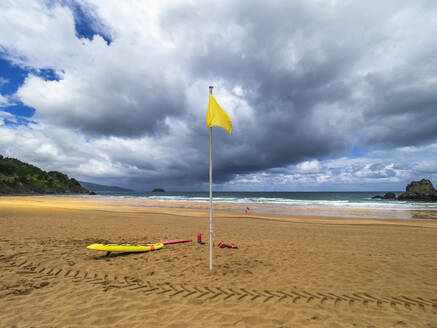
0,111,12,124
228,144,437,191
296,160,321,173
0,1,79,69
412,160,437,174
0,93,9,107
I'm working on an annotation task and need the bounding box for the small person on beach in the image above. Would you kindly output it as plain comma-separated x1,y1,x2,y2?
245,206,250,213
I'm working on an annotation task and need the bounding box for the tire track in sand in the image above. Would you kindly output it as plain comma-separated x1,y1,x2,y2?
1,254,436,313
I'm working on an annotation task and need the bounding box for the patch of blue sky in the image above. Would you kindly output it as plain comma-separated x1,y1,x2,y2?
0,57,60,92
67,1,112,44
0,58,28,95
340,133,370,159
0,58,37,120
1,104,35,118
0,57,39,118
346,145,365,158
3,116,37,127
32,68,60,81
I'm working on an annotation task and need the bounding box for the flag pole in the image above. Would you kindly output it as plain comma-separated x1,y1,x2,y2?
209,85,214,271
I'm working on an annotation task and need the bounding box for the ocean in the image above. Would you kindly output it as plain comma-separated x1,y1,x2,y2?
73,191,437,219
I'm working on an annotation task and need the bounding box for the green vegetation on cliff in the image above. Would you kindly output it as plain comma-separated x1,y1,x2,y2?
0,154,88,194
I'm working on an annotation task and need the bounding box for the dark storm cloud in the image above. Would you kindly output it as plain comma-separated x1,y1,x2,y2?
364,69,437,146
55,78,188,138
157,1,370,182
16,43,190,138
154,0,437,184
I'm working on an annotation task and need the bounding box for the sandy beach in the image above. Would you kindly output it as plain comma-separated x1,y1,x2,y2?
0,196,436,327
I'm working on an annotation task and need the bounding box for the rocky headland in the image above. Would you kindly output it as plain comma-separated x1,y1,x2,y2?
0,154,88,194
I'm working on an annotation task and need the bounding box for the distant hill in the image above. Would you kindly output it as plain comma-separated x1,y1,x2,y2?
79,181,134,192
0,154,88,194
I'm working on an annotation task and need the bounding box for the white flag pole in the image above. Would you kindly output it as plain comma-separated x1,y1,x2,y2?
209,85,214,271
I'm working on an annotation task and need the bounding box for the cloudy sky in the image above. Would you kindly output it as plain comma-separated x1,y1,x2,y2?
1,0,436,191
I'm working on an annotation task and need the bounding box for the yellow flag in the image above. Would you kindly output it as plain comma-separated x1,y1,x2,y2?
206,94,232,134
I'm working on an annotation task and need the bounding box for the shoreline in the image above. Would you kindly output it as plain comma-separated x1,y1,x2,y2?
2,195,437,220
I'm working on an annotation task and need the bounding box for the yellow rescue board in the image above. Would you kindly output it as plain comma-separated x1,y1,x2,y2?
87,243,163,252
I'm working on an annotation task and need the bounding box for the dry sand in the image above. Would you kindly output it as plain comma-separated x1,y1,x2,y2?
0,196,436,327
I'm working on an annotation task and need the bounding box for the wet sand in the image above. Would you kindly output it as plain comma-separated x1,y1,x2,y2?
1,196,436,327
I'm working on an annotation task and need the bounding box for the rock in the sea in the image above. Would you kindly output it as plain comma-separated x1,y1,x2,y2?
397,179,437,201
406,179,435,193
383,192,396,199
152,188,165,192
372,192,396,200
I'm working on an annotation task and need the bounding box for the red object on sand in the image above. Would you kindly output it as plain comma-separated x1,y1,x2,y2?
197,233,202,243
160,239,192,245
218,240,238,248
